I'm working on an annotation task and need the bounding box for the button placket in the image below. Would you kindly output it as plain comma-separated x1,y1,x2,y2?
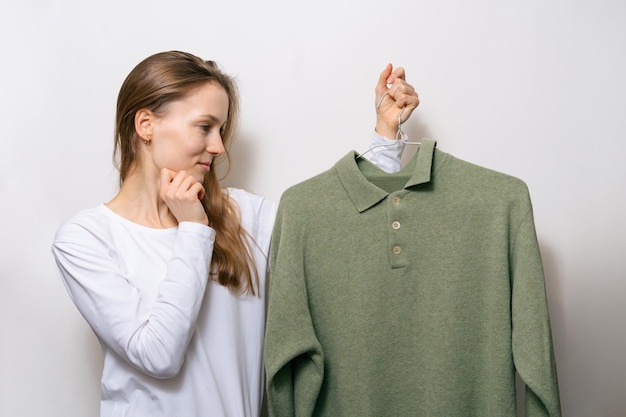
388,192,406,268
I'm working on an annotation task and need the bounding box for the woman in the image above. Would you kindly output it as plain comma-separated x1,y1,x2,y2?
52,50,419,416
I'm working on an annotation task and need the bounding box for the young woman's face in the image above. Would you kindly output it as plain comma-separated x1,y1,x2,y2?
149,82,229,183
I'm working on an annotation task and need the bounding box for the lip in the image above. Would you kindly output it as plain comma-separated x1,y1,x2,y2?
198,162,211,171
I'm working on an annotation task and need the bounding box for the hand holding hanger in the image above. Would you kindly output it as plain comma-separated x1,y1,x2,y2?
357,65,421,160
375,64,420,142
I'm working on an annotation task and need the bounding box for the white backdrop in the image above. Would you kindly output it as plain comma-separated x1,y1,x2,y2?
1,0,625,416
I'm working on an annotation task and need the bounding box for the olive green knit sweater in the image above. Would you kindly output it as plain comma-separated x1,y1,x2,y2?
265,139,561,417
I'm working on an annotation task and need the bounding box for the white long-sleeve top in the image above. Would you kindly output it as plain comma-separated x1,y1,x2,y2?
51,132,405,417
53,188,275,417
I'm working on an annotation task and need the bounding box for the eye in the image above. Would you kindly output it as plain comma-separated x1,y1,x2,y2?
198,121,226,136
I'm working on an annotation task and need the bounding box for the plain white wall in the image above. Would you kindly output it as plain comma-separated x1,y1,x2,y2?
1,0,625,416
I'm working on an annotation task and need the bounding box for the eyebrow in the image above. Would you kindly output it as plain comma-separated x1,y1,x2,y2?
198,114,228,124
197,115,224,123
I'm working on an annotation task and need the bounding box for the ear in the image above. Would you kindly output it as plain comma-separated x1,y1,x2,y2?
134,109,154,141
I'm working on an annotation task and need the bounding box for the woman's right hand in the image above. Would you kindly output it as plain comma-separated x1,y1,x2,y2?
160,168,209,226
375,64,420,140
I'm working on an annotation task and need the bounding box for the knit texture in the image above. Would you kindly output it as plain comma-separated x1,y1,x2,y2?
265,139,561,417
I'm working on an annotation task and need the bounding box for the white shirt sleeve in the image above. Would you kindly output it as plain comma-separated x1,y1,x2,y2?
52,220,214,379
361,130,406,173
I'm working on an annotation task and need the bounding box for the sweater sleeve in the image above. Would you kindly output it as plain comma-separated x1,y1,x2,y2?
510,207,562,416
265,204,324,417
52,220,214,379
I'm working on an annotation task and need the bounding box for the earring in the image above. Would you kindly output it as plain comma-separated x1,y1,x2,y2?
143,136,152,146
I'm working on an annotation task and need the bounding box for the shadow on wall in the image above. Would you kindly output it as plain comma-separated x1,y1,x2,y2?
400,118,435,167
538,240,565,360
538,239,570,417
215,131,259,191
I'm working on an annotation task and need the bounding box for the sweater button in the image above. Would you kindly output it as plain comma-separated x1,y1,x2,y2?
392,221,401,230
392,245,402,255
392,196,401,204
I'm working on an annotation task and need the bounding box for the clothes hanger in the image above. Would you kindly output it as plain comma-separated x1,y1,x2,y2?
395,107,421,145
357,93,421,160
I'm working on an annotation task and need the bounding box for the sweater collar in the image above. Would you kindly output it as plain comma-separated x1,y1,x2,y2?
334,139,437,213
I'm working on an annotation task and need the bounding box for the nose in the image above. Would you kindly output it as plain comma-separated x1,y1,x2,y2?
206,131,225,156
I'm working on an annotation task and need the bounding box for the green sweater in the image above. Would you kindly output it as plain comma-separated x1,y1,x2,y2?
265,139,561,417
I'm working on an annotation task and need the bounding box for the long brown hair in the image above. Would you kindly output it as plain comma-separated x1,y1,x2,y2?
113,50,258,295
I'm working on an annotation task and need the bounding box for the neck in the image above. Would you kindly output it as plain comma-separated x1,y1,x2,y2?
106,170,178,229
